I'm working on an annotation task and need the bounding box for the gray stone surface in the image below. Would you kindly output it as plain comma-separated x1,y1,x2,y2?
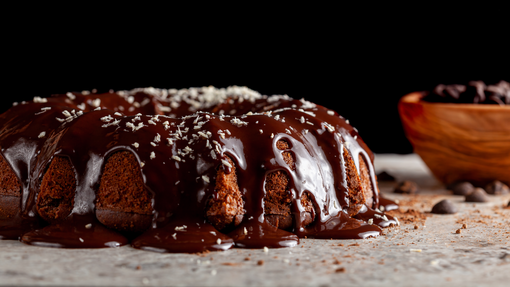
1,154,509,286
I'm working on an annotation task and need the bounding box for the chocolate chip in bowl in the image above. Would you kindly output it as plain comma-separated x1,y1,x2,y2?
398,80,510,188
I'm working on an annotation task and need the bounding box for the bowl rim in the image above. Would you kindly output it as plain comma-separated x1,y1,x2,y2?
401,92,510,111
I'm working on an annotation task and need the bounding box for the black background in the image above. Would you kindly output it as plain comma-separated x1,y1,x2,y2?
3,6,508,154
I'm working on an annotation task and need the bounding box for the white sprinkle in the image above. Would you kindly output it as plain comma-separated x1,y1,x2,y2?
216,238,222,245
327,110,335,115
159,105,171,112
197,131,209,139
66,92,76,100
324,123,335,132
172,155,181,162
38,131,46,138
410,249,422,252
79,238,84,243
100,115,113,122
56,117,65,123
126,122,136,131
202,175,210,183
148,120,156,125
140,162,145,168
263,247,269,253
91,98,101,108
154,133,161,143
221,159,232,168
150,152,156,159
140,98,151,107
135,123,144,130
172,233,177,239
259,129,263,134
271,133,274,139
211,270,217,276
114,112,122,116
33,97,48,103
175,225,187,231
244,227,248,235
306,121,314,126
368,218,373,225
62,110,72,118
345,119,350,124
85,223,92,229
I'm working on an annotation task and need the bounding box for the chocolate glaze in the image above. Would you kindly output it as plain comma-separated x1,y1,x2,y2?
0,87,398,252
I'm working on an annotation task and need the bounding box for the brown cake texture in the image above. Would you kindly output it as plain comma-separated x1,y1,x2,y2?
0,86,396,252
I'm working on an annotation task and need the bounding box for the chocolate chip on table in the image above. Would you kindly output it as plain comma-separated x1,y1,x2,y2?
465,188,490,203
450,181,475,196
431,199,457,214
484,180,510,195
394,180,418,194
377,171,396,181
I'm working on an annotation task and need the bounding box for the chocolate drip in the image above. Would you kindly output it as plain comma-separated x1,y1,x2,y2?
0,87,398,252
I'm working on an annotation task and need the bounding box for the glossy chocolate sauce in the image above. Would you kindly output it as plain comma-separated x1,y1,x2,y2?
0,87,398,252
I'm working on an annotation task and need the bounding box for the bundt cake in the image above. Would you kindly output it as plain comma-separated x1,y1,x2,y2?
0,86,398,253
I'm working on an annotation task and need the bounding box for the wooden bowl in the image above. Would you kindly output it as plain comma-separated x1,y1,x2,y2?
398,92,510,187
